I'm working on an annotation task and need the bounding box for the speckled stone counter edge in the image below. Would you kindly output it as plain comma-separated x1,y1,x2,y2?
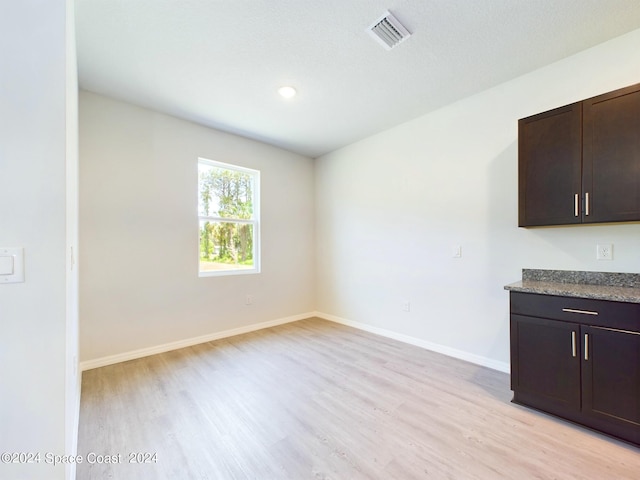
522,269,640,288
504,269,640,304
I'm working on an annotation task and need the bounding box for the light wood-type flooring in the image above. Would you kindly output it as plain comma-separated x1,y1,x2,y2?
77,318,640,479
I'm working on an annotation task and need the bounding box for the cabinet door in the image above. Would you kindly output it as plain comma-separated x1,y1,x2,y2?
583,83,640,223
518,103,582,227
511,314,581,414
581,326,640,443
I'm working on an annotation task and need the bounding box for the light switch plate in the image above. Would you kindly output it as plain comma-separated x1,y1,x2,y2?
0,247,24,283
0,255,14,275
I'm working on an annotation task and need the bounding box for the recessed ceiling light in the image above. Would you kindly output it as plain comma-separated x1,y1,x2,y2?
278,86,297,99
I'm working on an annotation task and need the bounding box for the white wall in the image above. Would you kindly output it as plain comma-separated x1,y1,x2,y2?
79,92,316,362
315,28,640,371
65,0,81,478
0,1,79,479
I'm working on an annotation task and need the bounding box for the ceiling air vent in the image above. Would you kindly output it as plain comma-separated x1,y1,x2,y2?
367,10,411,50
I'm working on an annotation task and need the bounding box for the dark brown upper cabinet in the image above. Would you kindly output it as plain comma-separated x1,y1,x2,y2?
519,103,582,226
518,83,640,227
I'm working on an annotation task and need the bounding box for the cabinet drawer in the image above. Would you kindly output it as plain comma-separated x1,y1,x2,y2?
510,291,640,330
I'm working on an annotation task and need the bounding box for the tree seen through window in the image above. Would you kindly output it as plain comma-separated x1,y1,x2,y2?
198,160,259,275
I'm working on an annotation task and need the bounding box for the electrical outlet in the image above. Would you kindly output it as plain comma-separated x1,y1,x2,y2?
245,294,254,305
401,300,411,312
596,243,613,260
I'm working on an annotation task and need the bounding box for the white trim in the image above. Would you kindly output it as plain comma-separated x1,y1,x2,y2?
315,311,510,374
80,312,314,371
81,311,510,374
198,264,258,277
198,157,260,176
69,370,82,480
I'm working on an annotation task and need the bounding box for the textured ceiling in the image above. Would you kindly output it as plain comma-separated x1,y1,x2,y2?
76,0,640,158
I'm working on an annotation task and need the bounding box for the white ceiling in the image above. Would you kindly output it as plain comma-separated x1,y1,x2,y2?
76,0,640,158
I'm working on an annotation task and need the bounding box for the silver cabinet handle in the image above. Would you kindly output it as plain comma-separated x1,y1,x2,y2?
584,334,589,361
571,331,577,357
574,194,579,217
585,192,590,216
562,308,598,316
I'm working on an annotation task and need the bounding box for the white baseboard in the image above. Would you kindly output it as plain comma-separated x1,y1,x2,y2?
81,311,510,374
315,311,510,374
80,312,315,371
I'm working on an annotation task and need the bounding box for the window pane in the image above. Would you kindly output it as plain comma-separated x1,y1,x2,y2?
199,220,254,272
198,163,254,219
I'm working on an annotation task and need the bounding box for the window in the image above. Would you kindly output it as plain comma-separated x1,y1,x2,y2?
198,158,260,276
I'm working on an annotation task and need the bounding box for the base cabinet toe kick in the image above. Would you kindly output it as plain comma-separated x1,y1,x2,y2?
509,291,640,446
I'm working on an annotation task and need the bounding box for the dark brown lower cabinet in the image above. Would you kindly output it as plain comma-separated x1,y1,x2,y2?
581,325,640,443
511,314,581,415
510,292,640,446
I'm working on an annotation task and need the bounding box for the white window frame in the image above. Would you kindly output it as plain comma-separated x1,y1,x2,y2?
198,158,260,277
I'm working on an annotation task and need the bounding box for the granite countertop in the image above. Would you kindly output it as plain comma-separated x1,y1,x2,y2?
504,269,640,304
